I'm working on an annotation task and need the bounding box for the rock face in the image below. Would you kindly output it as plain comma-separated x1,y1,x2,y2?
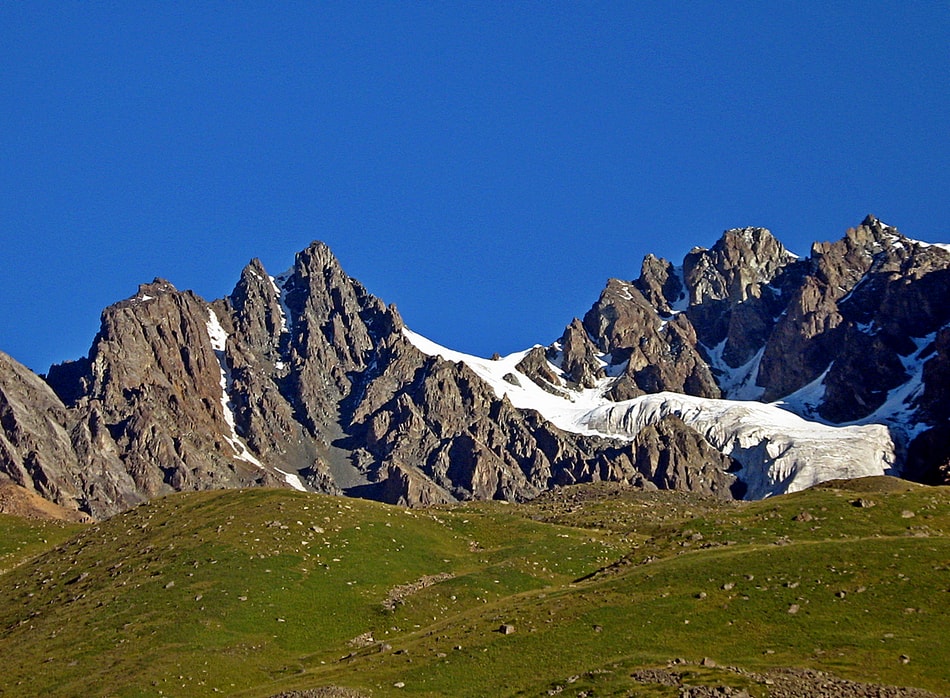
628,416,738,498
44,279,287,518
552,216,950,485
23,242,737,516
2,216,948,518
580,278,719,401
0,350,87,513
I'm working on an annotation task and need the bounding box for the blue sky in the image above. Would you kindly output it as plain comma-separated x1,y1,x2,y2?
1,2,947,372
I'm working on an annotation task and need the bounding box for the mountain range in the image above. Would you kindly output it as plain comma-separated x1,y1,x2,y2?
2,215,948,520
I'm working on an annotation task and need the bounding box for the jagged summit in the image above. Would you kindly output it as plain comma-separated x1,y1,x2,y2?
2,218,949,518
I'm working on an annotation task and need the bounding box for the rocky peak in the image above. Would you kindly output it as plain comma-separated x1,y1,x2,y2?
577,278,718,401
809,216,905,294
140,277,177,294
229,258,288,357
557,319,604,388
757,221,882,403
582,278,662,354
296,240,339,273
42,279,293,517
276,241,404,438
683,227,796,305
857,214,900,241
633,254,685,315
122,278,179,304
757,216,949,410
284,241,396,361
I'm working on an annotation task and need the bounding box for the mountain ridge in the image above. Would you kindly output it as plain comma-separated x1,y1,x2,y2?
1,216,948,518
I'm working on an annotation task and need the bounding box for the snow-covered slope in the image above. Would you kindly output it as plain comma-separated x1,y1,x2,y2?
585,394,893,499
403,327,894,499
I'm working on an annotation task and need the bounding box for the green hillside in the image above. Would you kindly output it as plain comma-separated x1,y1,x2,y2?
0,478,947,697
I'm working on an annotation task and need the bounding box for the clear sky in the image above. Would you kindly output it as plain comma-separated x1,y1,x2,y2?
1,2,947,373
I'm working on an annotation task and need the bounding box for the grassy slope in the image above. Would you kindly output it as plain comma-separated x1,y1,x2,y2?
0,478,946,697
0,513,85,574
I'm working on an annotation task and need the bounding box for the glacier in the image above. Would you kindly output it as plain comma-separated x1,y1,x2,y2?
403,327,894,499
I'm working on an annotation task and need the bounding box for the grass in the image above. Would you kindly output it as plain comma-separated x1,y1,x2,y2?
0,477,947,697
0,513,85,574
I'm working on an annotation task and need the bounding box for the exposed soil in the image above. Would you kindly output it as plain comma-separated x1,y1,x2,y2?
0,481,90,522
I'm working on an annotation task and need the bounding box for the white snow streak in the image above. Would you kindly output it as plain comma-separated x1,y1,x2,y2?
207,309,262,466
668,266,690,312
275,468,308,492
207,308,307,491
836,332,936,443
270,269,294,335
773,367,830,422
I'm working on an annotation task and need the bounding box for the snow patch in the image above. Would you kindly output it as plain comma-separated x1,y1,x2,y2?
838,272,872,305
270,268,294,335
603,357,628,379
900,237,950,255
703,340,765,401
207,309,258,464
668,266,690,312
774,367,831,422
206,309,229,353
276,468,307,492
839,332,936,443
775,330,939,449
403,327,618,436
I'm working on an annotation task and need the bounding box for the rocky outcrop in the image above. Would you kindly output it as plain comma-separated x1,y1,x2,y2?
225,260,309,468
819,234,950,423
629,416,739,499
0,478,90,522
580,279,719,400
344,341,739,503
758,217,908,401
683,227,797,306
347,341,606,502
0,351,86,512
45,280,285,517
568,227,803,402
585,392,894,499
633,254,685,315
281,242,400,433
557,319,604,388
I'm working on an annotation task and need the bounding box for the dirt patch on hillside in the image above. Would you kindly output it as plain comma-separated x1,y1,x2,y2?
0,481,90,522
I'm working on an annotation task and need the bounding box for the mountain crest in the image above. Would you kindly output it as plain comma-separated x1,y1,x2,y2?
683,226,797,305
2,219,949,519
